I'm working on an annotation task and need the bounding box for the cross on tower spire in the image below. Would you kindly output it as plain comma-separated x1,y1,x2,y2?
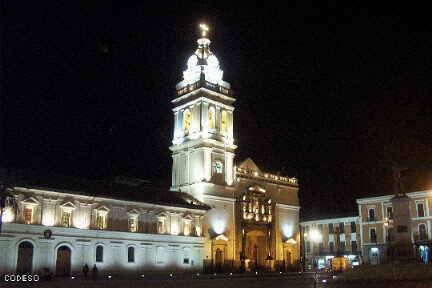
199,23,209,38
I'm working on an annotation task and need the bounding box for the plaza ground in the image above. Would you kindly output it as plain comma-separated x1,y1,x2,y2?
1,272,432,288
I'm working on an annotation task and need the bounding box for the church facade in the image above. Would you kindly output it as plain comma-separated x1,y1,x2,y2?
0,25,300,276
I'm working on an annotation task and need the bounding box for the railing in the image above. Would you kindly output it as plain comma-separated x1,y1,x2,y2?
236,167,298,186
176,80,234,97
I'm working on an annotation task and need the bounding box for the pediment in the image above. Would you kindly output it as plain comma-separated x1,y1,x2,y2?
183,214,194,221
156,211,168,218
21,197,40,206
97,206,110,213
60,201,76,210
128,209,140,216
238,158,262,174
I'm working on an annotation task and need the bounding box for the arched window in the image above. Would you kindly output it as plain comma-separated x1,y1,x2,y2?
96,245,104,262
368,208,375,221
221,110,227,134
208,106,215,130
183,109,192,135
128,247,135,263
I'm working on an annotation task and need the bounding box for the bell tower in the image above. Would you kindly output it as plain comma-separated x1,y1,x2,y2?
170,24,236,201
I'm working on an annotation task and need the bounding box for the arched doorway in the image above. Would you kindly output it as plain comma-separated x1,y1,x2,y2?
215,248,223,272
56,246,71,276
245,230,267,271
16,241,33,273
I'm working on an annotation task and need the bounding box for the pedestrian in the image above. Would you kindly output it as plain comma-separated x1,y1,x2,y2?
314,271,319,288
82,264,89,280
92,264,98,281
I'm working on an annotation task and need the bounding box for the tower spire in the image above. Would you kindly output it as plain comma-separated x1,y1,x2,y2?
199,23,209,38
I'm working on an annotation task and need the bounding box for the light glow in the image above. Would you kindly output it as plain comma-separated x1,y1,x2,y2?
42,213,55,226
1,207,15,223
213,218,225,235
309,229,322,242
282,224,293,238
199,23,209,37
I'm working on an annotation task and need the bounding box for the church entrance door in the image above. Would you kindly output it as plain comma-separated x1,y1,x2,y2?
245,230,267,271
56,246,71,276
16,241,33,274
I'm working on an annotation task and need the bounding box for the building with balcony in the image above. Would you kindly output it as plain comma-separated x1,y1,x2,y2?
300,216,361,270
357,190,432,264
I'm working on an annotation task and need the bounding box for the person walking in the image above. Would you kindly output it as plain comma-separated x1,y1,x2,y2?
82,264,89,280
92,264,98,281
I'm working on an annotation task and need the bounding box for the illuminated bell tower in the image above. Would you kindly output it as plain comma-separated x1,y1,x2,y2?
170,24,236,200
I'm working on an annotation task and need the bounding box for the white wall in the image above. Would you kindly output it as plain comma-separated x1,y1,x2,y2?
0,223,205,275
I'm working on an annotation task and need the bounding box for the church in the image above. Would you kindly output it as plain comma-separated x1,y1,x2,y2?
0,24,300,276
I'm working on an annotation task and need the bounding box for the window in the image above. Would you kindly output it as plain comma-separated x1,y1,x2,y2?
128,217,138,232
156,247,165,264
370,228,377,243
128,247,135,263
417,202,425,218
351,241,357,252
195,223,202,236
208,106,215,130
340,241,345,251
386,206,393,220
318,243,324,254
183,219,192,236
305,241,311,253
183,109,192,135
329,242,334,253
328,223,334,234
96,246,104,262
419,224,427,240
338,222,345,234
350,222,356,233
368,208,375,221
220,110,227,133
62,211,72,227
23,207,33,224
183,258,190,264
157,218,166,234
96,212,107,230
213,161,223,174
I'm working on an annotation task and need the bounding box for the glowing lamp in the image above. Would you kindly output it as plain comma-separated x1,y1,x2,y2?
1,207,15,223
309,229,322,242
282,224,293,238
213,219,225,235
42,213,55,227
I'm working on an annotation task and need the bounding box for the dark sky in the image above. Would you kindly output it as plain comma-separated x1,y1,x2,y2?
2,2,432,219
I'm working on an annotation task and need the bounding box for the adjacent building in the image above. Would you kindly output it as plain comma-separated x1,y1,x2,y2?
357,190,432,264
300,216,361,270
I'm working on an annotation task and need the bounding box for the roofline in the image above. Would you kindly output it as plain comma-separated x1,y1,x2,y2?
300,216,359,226
356,190,432,204
11,186,209,213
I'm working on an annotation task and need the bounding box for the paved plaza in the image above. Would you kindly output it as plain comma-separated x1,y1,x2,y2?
0,273,431,288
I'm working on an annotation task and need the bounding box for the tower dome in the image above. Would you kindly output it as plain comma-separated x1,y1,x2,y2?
177,24,230,89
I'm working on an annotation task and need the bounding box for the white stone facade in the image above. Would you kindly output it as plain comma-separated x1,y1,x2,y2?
0,187,206,275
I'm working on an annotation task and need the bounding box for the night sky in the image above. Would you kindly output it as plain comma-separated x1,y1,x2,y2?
2,2,432,219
